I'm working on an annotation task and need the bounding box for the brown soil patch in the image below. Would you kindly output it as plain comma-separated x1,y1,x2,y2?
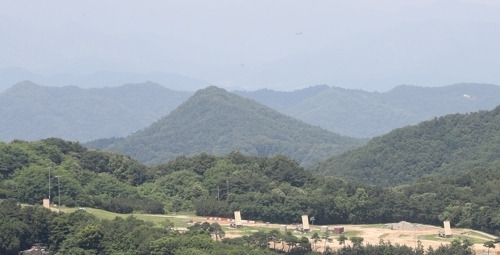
190,217,500,254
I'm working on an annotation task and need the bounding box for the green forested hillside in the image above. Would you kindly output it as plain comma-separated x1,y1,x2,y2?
87,86,365,166
236,83,500,138
0,138,162,213
2,138,500,253
2,138,500,231
0,81,192,142
309,105,500,186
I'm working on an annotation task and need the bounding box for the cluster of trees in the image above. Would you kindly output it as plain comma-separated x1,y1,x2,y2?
0,138,161,214
3,137,500,253
0,199,282,255
4,138,500,233
321,239,475,255
310,105,500,186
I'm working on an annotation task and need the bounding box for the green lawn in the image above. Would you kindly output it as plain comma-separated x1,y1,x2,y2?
60,206,193,227
419,233,489,244
466,230,496,240
340,230,361,237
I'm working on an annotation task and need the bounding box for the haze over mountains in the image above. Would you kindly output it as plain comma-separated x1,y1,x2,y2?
85,86,364,166
0,81,191,141
2,1,500,91
236,83,500,137
2,81,500,144
0,67,208,92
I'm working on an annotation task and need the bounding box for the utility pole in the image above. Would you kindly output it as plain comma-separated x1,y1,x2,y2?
55,175,61,212
217,186,220,201
212,180,230,201
48,167,51,202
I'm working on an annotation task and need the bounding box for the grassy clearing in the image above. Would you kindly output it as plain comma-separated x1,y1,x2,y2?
451,235,490,244
465,230,496,240
60,206,193,227
339,230,361,237
419,234,489,244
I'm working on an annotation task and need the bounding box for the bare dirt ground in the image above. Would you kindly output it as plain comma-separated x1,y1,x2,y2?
183,216,500,254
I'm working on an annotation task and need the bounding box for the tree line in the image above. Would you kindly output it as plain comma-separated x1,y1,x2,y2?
1,199,484,255
2,138,500,253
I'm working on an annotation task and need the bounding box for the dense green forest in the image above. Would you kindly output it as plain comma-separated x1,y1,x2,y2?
86,86,365,166
2,138,500,254
309,105,500,186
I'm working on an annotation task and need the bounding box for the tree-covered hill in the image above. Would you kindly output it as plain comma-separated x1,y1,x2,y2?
3,138,500,246
0,138,162,214
86,86,366,166
0,81,192,142
236,83,500,138
309,105,500,186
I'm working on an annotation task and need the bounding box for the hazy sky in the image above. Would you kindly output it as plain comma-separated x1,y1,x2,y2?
1,0,500,91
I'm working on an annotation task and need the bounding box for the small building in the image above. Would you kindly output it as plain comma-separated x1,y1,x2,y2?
333,227,344,234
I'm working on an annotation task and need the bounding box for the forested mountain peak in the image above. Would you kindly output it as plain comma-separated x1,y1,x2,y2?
309,105,500,186
87,86,365,166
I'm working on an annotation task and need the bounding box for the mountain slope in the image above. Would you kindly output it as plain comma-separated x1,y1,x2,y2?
236,83,500,138
233,85,330,112
87,86,365,166
0,81,192,142
308,105,500,186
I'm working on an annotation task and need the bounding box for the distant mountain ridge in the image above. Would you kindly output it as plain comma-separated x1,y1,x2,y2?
308,105,500,186
0,67,209,92
86,86,365,166
0,81,192,142
2,81,500,143
235,83,500,137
